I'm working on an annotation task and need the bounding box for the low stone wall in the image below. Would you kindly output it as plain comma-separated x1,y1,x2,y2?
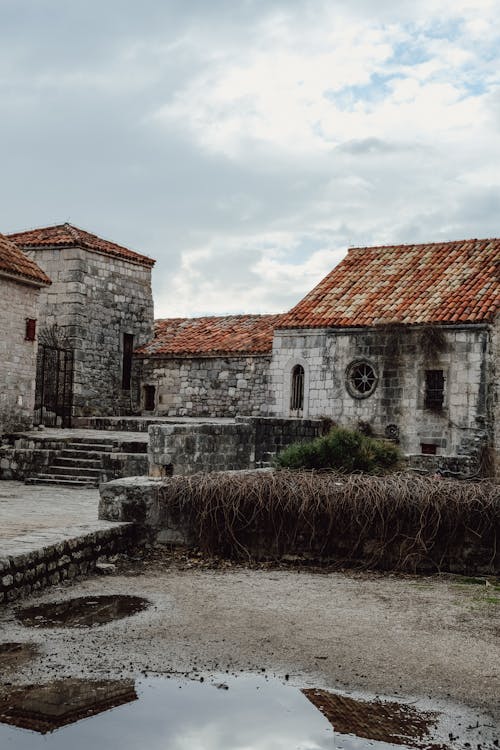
238,416,324,467
148,423,255,476
0,447,58,481
0,523,138,603
99,473,500,575
148,417,324,476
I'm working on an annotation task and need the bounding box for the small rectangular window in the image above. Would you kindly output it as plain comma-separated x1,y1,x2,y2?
25,318,37,341
421,443,437,455
122,333,134,390
424,370,444,410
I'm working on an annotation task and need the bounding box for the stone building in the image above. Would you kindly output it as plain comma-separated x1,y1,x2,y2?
0,232,51,433
268,238,500,469
8,224,155,422
135,314,282,417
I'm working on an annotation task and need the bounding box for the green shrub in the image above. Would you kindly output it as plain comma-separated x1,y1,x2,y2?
273,426,401,473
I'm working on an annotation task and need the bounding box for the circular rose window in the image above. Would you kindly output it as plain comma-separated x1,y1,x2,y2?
346,360,378,399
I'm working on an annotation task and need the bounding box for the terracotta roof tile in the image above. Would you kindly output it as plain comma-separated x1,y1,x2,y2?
280,238,500,329
136,314,284,357
8,223,155,268
0,232,51,286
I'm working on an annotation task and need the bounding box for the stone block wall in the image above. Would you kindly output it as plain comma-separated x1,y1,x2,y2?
236,416,324,466
0,523,137,603
147,417,324,476
148,422,256,476
493,317,500,477
99,474,500,575
136,355,270,418
0,277,40,433
24,246,154,417
269,324,494,461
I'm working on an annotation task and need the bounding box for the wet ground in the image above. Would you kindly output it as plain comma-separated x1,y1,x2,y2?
0,672,496,749
15,595,150,628
1,557,499,747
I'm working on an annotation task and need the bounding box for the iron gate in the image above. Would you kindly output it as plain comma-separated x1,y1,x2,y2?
34,345,74,428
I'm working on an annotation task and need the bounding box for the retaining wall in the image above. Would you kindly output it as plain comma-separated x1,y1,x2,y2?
99,473,500,575
0,523,138,603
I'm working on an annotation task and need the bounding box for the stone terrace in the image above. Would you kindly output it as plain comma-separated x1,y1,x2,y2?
0,482,136,603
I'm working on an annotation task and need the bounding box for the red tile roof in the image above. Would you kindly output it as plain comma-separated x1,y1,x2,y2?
0,232,51,286
280,238,500,329
136,314,284,357
8,223,155,268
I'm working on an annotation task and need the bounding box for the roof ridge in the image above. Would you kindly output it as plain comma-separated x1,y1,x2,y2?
348,237,499,252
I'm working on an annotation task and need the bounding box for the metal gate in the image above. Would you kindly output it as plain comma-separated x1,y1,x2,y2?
34,345,74,428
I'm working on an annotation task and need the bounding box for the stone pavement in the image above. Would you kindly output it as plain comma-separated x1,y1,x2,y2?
0,481,135,603
0,481,99,541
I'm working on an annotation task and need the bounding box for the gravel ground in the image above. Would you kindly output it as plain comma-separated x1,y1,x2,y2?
1,558,499,729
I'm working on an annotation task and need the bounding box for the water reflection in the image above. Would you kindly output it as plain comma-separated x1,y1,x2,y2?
0,674,489,750
0,679,137,734
15,595,149,628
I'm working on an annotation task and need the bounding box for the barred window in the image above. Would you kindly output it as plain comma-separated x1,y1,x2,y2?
424,370,444,410
290,365,304,413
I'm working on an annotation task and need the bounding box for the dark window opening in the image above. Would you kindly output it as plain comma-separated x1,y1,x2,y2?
25,318,37,341
290,364,305,413
122,333,134,390
144,384,156,411
425,370,444,410
421,443,437,455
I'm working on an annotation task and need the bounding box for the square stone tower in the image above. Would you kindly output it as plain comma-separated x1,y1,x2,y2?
9,224,155,420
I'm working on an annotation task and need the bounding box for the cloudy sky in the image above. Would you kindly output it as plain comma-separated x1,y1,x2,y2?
1,0,500,317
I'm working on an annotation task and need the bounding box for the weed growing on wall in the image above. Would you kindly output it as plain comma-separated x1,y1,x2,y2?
273,427,401,473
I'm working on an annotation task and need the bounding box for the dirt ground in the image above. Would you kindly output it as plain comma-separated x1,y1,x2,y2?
1,554,499,730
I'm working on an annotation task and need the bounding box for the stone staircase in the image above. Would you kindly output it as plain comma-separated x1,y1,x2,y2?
25,438,144,488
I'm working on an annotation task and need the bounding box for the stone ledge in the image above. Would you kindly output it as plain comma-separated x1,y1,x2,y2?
0,522,138,604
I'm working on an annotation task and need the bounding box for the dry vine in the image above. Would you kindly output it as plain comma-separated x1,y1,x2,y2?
158,470,500,573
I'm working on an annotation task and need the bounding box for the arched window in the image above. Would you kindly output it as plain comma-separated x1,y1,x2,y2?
290,364,305,415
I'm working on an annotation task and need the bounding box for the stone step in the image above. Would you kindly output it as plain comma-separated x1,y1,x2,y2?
25,473,99,486
60,449,111,460
57,455,102,466
49,465,102,477
67,442,114,452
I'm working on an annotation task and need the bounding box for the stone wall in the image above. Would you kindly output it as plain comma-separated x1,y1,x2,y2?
0,276,40,433
136,355,270,418
493,317,500,477
148,422,255,476
147,417,324,476
99,474,500,575
269,324,495,461
0,523,137,603
24,246,154,417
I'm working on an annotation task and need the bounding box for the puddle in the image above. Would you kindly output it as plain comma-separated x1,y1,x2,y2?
15,595,149,628
0,643,37,669
0,675,497,749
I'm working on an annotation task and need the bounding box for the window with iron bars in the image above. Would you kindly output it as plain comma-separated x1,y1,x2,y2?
290,364,305,413
424,370,444,410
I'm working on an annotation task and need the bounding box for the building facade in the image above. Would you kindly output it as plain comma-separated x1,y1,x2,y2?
268,239,500,471
9,224,155,421
0,233,51,433
135,315,281,417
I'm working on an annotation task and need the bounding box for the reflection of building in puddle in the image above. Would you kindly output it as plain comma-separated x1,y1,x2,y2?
0,679,137,734
302,689,438,747
0,643,37,670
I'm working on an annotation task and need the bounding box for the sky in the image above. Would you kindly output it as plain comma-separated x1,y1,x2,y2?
1,0,500,317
